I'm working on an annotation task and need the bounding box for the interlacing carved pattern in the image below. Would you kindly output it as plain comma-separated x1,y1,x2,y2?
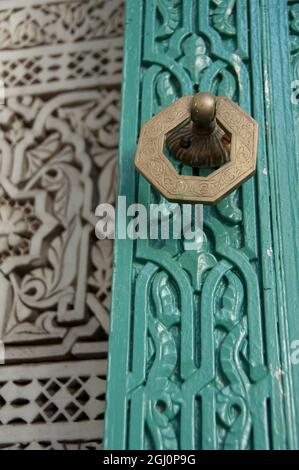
0,0,123,449
126,0,286,450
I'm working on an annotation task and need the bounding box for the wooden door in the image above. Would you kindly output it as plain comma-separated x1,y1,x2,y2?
104,0,299,450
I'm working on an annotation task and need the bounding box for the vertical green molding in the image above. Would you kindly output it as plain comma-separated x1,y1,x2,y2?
105,0,299,450
104,0,143,450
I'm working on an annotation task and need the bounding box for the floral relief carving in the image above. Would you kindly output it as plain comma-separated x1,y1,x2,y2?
179,35,212,85
0,197,37,259
0,0,124,49
156,0,180,39
0,89,120,347
211,0,236,36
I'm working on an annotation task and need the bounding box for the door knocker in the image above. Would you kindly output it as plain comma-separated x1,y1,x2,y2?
134,92,258,204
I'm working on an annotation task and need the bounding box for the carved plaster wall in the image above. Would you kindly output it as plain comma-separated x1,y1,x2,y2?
0,0,123,450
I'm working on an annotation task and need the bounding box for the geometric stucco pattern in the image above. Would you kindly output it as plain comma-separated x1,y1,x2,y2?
0,0,123,449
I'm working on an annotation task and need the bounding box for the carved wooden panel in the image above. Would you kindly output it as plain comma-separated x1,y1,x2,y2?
105,0,299,450
0,0,123,449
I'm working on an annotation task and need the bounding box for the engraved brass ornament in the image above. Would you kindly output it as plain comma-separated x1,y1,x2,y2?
134,93,258,204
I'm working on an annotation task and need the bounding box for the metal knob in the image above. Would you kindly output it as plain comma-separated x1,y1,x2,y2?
135,93,258,204
166,92,230,168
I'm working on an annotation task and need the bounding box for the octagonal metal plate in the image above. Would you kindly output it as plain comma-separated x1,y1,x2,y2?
135,96,258,204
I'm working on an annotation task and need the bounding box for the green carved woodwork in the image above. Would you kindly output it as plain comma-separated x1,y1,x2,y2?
104,0,299,450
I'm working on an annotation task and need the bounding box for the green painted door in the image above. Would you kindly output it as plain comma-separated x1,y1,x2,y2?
104,0,299,450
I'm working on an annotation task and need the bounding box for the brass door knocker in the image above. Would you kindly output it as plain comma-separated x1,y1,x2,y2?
135,92,258,204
